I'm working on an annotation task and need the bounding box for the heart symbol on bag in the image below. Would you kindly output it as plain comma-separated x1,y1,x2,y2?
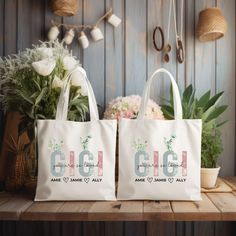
84,178,90,183
147,177,153,183
168,178,174,183
63,177,69,183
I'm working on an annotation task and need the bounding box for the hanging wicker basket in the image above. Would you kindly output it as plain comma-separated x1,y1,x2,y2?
51,0,78,17
196,7,227,42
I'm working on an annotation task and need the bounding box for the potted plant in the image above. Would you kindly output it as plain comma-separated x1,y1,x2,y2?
0,40,89,192
161,85,227,188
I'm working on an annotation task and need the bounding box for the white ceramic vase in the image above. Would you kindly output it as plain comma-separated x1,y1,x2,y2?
201,166,220,188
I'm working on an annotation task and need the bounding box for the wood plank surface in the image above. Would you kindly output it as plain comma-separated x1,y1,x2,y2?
185,0,195,86
0,0,3,57
147,0,163,101
31,0,45,44
45,0,62,40
160,0,177,100
0,0,236,234
17,0,32,51
83,0,105,111
62,0,83,61
143,200,174,220
124,221,146,236
0,195,33,220
171,193,221,221
57,201,93,221
194,0,216,96
0,189,235,221
88,201,143,221
216,0,236,176
201,177,232,193
21,201,64,221
221,176,236,191
146,222,176,236
0,192,13,206
125,0,147,95
176,0,186,89
104,222,124,236
105,0,124,103
4,0,17,55
207,192,236,220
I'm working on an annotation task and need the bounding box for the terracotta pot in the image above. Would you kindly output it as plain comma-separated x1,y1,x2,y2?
201,166,220,188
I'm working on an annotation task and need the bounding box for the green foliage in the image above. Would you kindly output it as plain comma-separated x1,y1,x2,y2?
201,129,223,168
0,40,89,141
161,85,227,168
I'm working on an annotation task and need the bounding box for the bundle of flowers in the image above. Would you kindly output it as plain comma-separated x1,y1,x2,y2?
0,40,89,139
104,95,164,120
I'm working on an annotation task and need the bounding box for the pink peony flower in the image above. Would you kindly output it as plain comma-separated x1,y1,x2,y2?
104,95,164,121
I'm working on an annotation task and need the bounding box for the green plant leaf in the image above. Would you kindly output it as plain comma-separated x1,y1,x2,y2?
205,105,228,123
203,119,217,132
169,85,174,107
32,77,41,91
198,90,211,107
182,85,193,104
203,91,224,112
35,87,47,106
161,105,174,119
17,91,34,105
216,120,228,127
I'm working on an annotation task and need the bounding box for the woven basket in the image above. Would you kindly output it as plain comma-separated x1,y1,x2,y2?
52,0,78,16
5,151,28,192
5,133,37,193
197,7,227,42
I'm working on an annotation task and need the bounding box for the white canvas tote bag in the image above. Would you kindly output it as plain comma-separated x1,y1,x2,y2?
35,67,117,201
117,68,202,200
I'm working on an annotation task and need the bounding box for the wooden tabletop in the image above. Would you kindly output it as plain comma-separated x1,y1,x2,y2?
0,177,236,222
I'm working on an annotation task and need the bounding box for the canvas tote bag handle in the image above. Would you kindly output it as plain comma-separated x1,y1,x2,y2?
137,68,183,120
56,67,99,121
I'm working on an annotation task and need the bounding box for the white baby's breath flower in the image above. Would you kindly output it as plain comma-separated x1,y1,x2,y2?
52,75,64,89
36,47,53,59
62,56,77,71
32,58,56,76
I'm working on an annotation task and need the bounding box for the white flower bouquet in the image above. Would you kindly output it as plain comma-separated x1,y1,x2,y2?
0,40,89,139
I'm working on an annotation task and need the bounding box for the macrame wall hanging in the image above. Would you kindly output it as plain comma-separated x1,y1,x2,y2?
48,8,121,49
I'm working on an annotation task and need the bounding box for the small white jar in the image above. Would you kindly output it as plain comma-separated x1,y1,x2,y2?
90,27,104,41
63,29,75,45
78,31,89,49
48,26,60,41
107,14,121,27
